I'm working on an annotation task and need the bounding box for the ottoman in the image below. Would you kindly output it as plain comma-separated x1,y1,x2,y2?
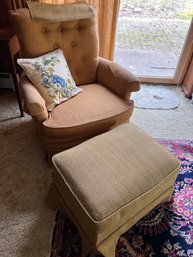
47,124,180,257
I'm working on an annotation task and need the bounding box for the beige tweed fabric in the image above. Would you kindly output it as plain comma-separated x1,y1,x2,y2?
50,123,180,256
26,1,95,21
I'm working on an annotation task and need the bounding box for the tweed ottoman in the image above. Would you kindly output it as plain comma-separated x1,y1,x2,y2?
47,124,180,257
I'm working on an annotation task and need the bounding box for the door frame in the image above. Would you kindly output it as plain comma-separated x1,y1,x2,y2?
139,18,193,85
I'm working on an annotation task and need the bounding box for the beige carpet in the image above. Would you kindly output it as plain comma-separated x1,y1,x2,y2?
0,92,54,257
0,85,193,257
131,85,193,140
131,84,180,109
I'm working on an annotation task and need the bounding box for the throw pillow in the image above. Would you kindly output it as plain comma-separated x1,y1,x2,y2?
17,49,82,111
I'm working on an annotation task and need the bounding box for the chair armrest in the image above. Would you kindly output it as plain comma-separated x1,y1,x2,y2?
97,57,140,99
20,72,48,121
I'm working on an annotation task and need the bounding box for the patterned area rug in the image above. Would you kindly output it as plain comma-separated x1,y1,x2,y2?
50,139,193,257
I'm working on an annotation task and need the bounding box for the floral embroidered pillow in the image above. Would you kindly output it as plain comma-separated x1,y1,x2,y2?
17,49,82,111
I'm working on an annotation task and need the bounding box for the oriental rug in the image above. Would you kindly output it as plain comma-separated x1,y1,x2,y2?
50,139,193,257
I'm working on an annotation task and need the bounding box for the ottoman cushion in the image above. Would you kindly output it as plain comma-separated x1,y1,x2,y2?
52,123,180,252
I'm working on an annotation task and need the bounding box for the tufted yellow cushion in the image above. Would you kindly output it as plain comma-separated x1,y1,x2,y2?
9,7,99,86
17,49,82,111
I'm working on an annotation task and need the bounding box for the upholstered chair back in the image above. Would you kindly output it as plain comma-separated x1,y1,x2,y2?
10,8,99,86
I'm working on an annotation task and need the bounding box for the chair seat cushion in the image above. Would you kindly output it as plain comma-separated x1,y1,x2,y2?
43,83,133,139
52,124,180,246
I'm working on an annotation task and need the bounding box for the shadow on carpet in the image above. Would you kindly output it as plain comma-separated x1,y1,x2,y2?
50,139,193,257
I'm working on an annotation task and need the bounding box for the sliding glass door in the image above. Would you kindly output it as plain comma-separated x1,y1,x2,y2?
115,0,193,84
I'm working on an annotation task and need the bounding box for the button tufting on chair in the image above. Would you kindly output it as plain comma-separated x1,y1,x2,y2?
81,56,85,62
70,42,75,47
42,28,46,33
75,25,79,30
54,44,59,49
58,27,63,32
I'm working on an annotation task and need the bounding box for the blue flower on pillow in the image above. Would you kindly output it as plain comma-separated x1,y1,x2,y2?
43,76,49,86
50,75,67,88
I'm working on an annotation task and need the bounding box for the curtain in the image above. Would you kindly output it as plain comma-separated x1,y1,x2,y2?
90,0,120,60
38,0,120,60
11,0,38,9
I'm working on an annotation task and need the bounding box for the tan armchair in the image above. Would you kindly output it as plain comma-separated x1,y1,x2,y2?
9,5,140,158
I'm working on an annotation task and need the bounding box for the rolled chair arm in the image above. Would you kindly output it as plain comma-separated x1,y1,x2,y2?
19,72,48,121
97,57,140,99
